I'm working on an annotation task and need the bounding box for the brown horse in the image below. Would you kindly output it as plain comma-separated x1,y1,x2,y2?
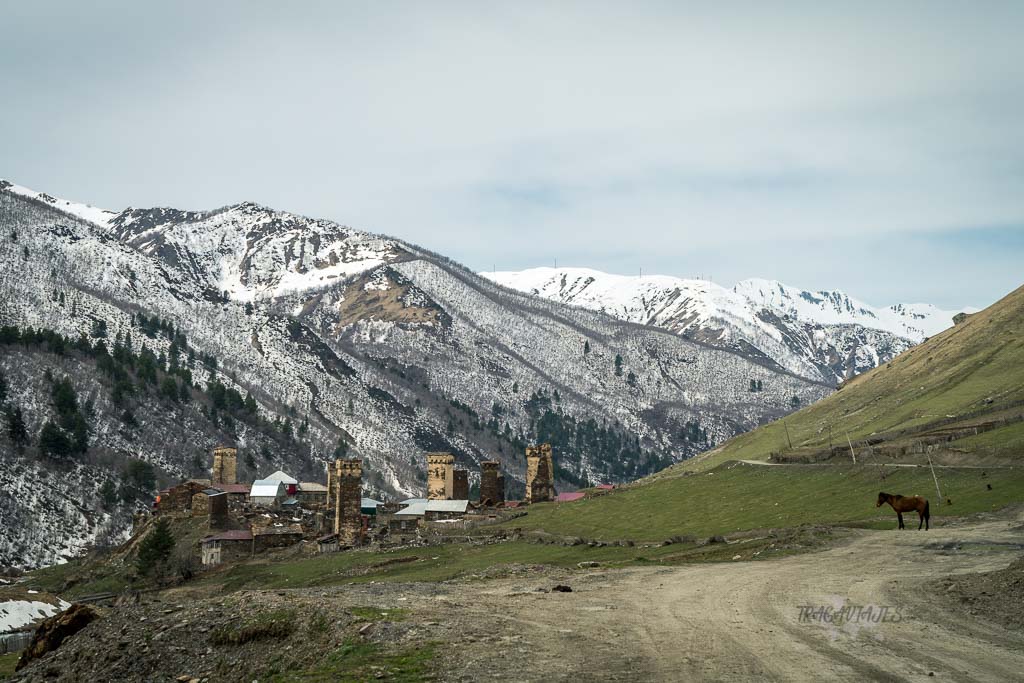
876,492,929,530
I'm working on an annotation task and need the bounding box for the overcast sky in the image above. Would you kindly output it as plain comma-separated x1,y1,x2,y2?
2,2,1022,309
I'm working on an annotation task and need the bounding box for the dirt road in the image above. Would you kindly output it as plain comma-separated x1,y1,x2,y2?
436,513,1024,681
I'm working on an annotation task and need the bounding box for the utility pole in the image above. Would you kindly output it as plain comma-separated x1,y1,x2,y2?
846,432,856,465
926,451,943,502
783,422,793,450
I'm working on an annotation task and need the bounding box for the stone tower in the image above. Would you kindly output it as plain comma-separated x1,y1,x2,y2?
452,469,469,500
479,461,503,505
211,446,237,486
426,453,455,500
333,459,363,545
525,444,556,504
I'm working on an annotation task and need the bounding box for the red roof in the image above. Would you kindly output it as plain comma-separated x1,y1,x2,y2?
595,484,615,490
203,530,252,542
555,492,586,502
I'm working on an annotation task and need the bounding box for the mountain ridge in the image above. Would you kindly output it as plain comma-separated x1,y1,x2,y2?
482,266,972,384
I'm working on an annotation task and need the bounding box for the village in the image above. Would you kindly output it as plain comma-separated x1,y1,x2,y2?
153,445,605,570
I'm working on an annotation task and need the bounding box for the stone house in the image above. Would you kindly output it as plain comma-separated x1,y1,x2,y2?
423,499,469,521
201,530,253,566
191,488,229,529
296,482,328,506
253,524,304,552
216,483,251,507
160,480,209,513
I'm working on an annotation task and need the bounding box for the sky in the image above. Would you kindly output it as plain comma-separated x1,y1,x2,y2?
2,2,1022,310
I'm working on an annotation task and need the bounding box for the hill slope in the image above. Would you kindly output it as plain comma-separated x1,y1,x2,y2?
679,282,1024,471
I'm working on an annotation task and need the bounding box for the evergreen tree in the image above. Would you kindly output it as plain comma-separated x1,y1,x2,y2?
0,370,7,404
90,319,108,339
749,379,757,392
757,379,763,392
333,439,349,458
126,459,156,492
583,340,591,355
244,391,258,415
160,376,180,402
614,354,624,377
39,421,72,457
136,518,174,577
99,480,118,510
5,406,29,449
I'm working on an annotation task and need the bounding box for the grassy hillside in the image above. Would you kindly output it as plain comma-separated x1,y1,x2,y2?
507,462,1024,541
677,284,1024,471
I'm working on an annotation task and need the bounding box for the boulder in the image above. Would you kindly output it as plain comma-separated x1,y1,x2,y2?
16,603,100,671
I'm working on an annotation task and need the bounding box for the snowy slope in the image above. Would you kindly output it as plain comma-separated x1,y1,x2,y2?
0,180,116,228
732,278,969,342
483,267,972,384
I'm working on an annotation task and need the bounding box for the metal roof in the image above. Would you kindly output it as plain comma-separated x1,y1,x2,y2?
361,498,382,508
298,482,328,493
200,488,225,497
555,492,586,502
394,501,428,517
250,480,285,497
426,500,469,513
399,498,428,506
264,470,298,484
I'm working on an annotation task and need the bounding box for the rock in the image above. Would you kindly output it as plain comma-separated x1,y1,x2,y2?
17,604,101,672
552,585,573,593
176,676,192,682
359,623,374,635
732,554,742,560
708,535,727,544
577,561,600,569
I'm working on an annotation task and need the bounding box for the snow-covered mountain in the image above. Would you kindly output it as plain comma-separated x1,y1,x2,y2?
482,267,971,384
0,179,831,568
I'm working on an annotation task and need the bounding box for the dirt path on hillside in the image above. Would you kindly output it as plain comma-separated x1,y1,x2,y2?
436,513,1024,681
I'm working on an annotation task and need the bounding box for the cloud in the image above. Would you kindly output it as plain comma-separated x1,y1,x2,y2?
1,1,1022,309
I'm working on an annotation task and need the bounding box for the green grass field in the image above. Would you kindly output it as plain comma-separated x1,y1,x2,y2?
0,653,18,680
505,462,1024,541
956,421,1024,457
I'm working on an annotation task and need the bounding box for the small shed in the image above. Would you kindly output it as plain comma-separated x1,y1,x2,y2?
201,530,253,566
250,479,286,508
265,470,299,495
555,492,586,503
317,533,339,553
595,484,615,491
360,498,382,516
